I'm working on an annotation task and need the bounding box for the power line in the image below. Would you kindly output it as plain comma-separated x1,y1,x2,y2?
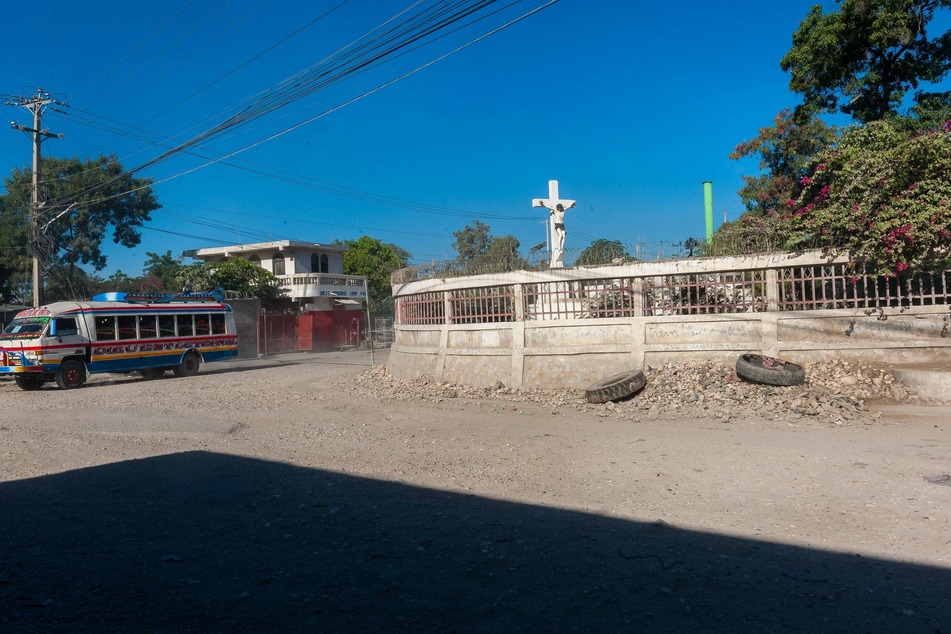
47,102,539,222
83,1,237,112
106,0,274,115
37,1,561,222
71,1,195,102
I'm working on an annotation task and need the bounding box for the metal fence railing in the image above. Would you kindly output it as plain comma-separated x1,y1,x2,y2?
394,252,951,326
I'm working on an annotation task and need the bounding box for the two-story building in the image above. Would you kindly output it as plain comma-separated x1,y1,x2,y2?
183,240,368,351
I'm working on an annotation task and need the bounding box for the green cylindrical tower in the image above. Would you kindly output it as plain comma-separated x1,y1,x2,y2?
703,181,714,241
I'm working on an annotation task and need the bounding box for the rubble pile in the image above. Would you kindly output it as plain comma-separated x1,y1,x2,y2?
342,359,938,425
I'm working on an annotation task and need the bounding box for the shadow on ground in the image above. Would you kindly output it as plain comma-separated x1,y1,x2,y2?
1,452,947,632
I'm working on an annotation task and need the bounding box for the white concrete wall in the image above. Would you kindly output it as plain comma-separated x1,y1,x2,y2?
388,251,951,389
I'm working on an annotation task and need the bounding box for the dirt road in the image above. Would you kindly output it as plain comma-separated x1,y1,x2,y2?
1,350,949,632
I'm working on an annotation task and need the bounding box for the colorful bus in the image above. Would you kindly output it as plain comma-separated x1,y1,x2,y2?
0,292,239,390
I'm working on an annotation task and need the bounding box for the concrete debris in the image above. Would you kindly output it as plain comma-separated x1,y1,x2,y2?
341,359,943,426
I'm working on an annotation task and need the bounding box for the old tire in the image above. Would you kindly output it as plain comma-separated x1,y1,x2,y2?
15,376,46,391
735,354,805,387
139,368,166,380
585,370,647,404
173,352,201,378
55,360,87,390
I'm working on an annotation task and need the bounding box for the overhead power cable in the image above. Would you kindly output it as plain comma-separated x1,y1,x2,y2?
83,0,237,111
42,0,561,218
48,102,538,222
70,1,195,102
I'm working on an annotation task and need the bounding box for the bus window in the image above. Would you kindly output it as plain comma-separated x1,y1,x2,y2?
195,314,210,336
178,315,194,337
53,317,78,336
117,315,137,340
158,314,175,338
96,316,117,341
211,313,226,334
138,315,157,339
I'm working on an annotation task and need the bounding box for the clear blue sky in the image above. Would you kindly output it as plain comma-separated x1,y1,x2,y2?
2,0,949,277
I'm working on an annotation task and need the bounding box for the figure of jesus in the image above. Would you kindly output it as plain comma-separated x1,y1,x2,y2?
532,180,576,268
550,203,567,268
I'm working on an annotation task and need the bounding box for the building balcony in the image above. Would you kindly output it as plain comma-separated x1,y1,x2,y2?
279,273,367,301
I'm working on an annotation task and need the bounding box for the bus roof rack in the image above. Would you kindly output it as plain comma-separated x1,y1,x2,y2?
91,290,225,304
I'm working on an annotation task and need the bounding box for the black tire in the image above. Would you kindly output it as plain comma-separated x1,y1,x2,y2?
139,368,166,380
585,370,647,404
735,354,805,387
15,375,46,391
55,359,87,389
173,352,201,378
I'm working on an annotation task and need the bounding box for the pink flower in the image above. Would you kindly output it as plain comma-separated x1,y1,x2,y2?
816,164,827,171
896,262,909,272
801,176,813,185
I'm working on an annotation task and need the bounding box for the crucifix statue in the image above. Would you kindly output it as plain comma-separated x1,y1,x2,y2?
532,179,576,268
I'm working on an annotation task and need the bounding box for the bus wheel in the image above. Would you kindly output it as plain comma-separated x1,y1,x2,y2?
55,360,87,389
15,376,46,391
173,352,201,378
139,368,165,380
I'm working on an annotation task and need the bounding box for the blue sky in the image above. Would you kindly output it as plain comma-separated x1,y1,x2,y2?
3,0,949,277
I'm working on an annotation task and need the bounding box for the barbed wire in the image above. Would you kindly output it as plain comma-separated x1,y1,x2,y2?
394,230,806,284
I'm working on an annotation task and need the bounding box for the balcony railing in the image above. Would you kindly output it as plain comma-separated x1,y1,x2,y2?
279,273,367,300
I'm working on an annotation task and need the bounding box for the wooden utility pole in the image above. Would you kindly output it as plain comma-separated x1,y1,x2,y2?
7,89,63,307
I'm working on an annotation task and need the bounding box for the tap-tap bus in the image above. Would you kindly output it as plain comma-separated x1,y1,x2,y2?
0,292,239,390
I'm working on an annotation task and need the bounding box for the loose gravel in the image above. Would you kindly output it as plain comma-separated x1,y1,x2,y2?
341,359,941,426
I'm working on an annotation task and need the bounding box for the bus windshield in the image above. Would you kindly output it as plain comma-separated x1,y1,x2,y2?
1,317,49,336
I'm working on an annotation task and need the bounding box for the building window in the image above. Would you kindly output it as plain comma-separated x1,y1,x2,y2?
311,253,320,273
272,253,285,276
249,255,261,266
320,254,329,273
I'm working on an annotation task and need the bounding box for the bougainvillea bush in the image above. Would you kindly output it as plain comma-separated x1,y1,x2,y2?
786,118,951,276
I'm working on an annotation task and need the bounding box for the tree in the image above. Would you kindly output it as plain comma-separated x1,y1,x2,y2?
782,0,951,124
730,109,839,215
575,239,632,266
786,117,951,275
452,221,527,273
452,220,493,265
337,236,410,312
143,250,184,292
905,89,951,130
482,235,529,271
0,196,30,303
176,258,279,299
2,155,160,295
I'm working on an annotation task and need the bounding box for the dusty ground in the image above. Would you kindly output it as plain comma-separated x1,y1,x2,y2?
0,350,949,633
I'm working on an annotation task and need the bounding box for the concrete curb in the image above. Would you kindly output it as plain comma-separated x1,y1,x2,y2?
892,367,951,399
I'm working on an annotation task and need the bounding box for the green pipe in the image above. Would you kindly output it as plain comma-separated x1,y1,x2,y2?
703,181,714,241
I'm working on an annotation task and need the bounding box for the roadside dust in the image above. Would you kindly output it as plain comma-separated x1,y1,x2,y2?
1,350,948,632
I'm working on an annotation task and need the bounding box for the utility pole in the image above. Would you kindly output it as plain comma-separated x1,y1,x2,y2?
7,89,63,307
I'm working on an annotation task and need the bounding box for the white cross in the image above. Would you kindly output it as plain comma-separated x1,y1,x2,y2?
532,180,576,268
